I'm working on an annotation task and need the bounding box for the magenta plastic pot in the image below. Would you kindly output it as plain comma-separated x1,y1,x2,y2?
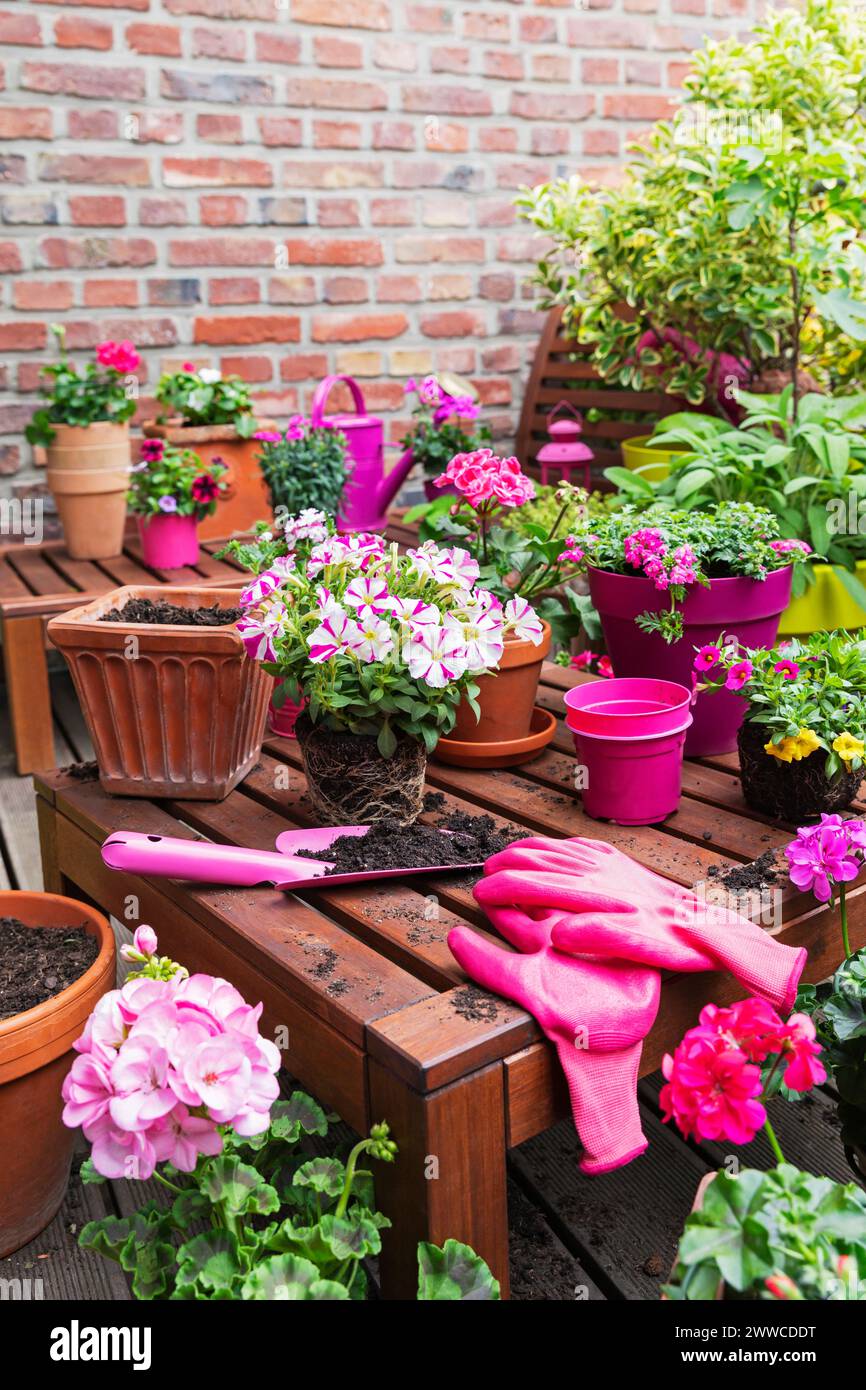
586,565,793,757
138,513,199,569
564,677,693,824
268,691,306,739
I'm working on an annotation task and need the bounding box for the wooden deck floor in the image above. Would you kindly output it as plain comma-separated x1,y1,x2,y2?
0,668,858,1300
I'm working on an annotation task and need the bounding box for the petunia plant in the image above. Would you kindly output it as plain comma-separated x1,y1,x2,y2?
223,512,543,757
696,628,866,783
26,326,140,446
564,501,809,642
67,928,501,1301
154,363,257,437
661,996,866,1300
128,437,228,521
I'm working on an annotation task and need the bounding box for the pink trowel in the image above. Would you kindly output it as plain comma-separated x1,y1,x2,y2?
100,825,483,890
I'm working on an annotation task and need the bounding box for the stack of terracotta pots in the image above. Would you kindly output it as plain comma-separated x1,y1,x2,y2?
46,420,131,560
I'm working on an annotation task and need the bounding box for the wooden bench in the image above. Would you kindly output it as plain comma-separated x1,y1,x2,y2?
515,307,683,482
0,532,248,776
32,662,866,1300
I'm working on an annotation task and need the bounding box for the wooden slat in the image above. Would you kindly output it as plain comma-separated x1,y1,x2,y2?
5,546,75,596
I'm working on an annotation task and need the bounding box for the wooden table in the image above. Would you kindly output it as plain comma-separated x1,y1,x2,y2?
33,663,866,1300
0,533,248,775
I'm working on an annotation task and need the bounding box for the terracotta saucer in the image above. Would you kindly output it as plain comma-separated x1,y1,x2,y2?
433,706,557,769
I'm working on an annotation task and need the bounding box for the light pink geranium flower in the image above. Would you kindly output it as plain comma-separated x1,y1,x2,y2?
151,1104,223,1172
109,1039,177,1132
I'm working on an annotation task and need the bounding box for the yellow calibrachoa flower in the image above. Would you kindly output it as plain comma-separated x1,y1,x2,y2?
832,732,865,768
765,728,821,763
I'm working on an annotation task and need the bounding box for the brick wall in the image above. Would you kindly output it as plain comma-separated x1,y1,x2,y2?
0,0,761,508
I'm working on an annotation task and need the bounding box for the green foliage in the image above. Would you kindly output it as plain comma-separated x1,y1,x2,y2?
258,426,350,520
798,949,866,1151
636,389,866,596
665,1164,866,1300
516,0,866,407
26,325,137,446
155,366,256,434
417,1239,501,1300
698,627,866,779
406,419,492,479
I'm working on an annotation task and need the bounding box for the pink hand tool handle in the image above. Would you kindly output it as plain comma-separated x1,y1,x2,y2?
101,831,323,886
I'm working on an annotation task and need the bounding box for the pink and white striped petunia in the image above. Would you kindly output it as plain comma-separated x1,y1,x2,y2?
406,625,469,688
390,596,441,628
307,607,361,663
503,596,544,645
237,613,278,662
443,609,504,674
239,555,294,609
344,573,392,613
350,606,395,663
407,540,457,585
443,546,480,589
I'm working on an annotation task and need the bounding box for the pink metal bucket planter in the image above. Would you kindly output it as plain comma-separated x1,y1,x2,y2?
586,565,794,758
268,691,306,739
138,513,199,569
564,678,693,825
311,374,417,533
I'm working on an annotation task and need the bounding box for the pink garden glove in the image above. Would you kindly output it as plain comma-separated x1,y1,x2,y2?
474,838,805,1014
447,902,660,1174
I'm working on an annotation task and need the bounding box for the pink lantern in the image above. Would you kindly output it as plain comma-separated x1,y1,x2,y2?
536,401,593,489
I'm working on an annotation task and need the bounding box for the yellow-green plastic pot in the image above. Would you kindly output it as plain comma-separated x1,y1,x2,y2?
778,560,866,637
620,435,686,484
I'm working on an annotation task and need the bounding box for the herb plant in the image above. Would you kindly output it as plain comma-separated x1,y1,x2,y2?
26,327,140,446
155,364,256,437
254,417,349,521
128,438,228,521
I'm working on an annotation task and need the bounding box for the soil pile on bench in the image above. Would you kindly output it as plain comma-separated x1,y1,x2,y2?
101,598,242,626
0,918,98,1020
307,809,521,876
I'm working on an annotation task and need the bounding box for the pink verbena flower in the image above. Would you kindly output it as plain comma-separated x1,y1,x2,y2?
769,539,810,556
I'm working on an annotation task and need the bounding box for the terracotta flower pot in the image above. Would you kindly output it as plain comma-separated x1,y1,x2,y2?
0,890,115,1258
738,719,865,821
295,712,427,825
45,421,130,559
47,585,272,800
449,622,552,745
141,419,274,540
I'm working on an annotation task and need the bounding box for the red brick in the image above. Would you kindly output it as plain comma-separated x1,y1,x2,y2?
0,322,47,350
373,121,415,151
406,4,452,32
483,51,524,82
163,158,273,188
602,94,676,119
479,127,518,153
402,85,491,116
133,111,184,144
194,314,301,345
583,126,619,156
473,377,511,406
283,238,383,267
0,243,22,273
0,403,36,433
258,117,303,148
81,316,177,348
0,11,42,45
140,198,187,227
220,355,273,382
269,275,316,304
192,25,246,60
430,46,470,74
199,195,249,226
532,127,570,156
625,58,662,84
511,91,593,120
281,161,383,189
84,279,139,307
324,276,369,304
373,38,416,71
567,17,651,47
147,278,201,307
209,277,260,305
479,272,516,301
286,78,387,110
532,53,571,82
314,34,362,67
40,154,150,185
253,32,301,64
0,157,31,185
395,235,484,263
496,233,542,261
160,69,273,104
314,121,362,150
495,160,552,190
462,11,510,41
377,274,422,302
317,198,361,227
668,61,693,87
14,280,74,311
22,62,145,99
169,237,274,266
428,273,472,300
312,312,407,343
673,0,707,11
197,113,244,144
482,344,522,371
370,197,413,226
126,22,181,56
582,57,620,83
69,195,126,226
68,109,118,139
163,0,274,14
290,0,389,28
55,16,112,48
0,108,51,139
0,196,57,225
420,310,486,338
423,194,470,228
519,15,556,41
425,121,469,153
279,352,329,382
0,444,20,475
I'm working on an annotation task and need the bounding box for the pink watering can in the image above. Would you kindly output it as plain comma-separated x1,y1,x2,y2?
310,374,416,532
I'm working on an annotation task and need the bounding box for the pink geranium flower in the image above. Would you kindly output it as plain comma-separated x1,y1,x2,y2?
597,656,614,679
660,1032,766,1144
780,1013,827,1092
96,339,140,374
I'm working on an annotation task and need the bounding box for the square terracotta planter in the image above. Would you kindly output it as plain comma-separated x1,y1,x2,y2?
48,585,272,800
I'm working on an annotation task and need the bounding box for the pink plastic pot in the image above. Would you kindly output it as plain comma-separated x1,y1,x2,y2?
268,692,306,739
586,565,793,757
564,678,693,825
138,513,199,569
